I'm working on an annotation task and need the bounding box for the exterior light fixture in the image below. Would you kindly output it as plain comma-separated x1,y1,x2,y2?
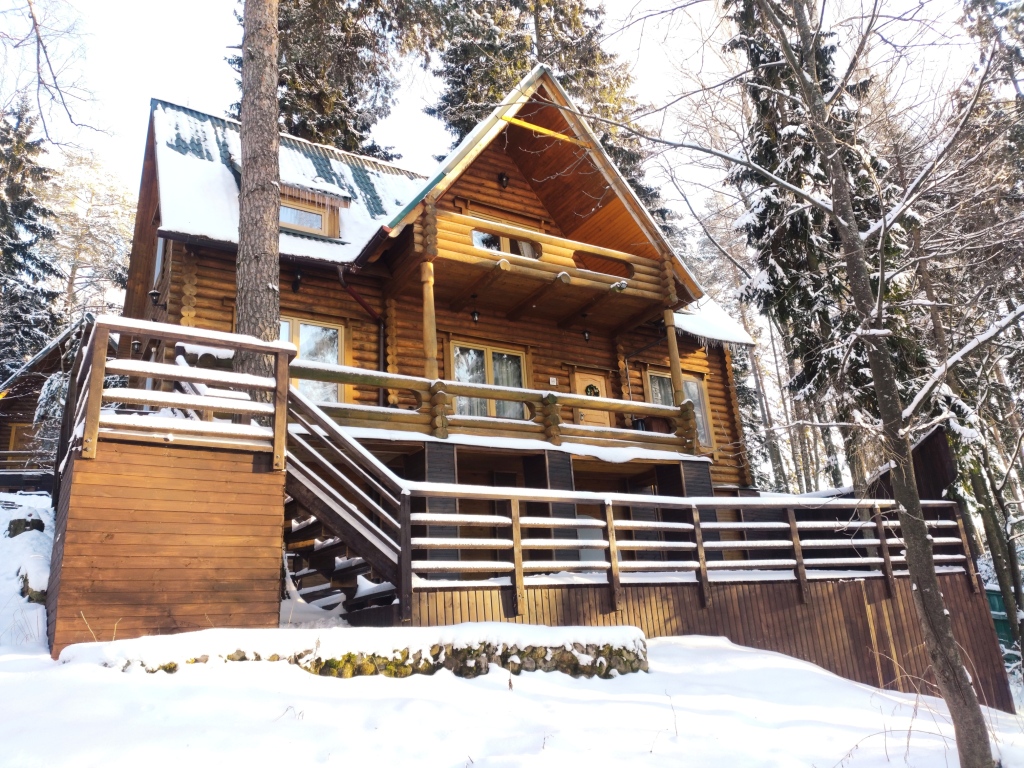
292,269,303,293
471,309,480,323
583,329,591,342
148,289,167,310
131,339,142,355
497,172,510,189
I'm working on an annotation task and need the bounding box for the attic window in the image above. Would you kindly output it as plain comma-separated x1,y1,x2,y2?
471,229,539,259
279,189,346,238
573,251,634,279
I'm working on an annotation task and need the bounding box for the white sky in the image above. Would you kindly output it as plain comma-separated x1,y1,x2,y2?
56,0,685,189
36,0,975,227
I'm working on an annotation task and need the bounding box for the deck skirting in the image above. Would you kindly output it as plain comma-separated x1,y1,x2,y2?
409,574,1014,713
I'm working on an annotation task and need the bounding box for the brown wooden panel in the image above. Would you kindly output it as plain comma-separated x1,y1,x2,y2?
413,573,1014,713
48,442,285,657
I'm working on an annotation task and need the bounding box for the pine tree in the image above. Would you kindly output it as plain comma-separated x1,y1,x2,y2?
0,99,59,380
428,1,671,223
232,0,449,159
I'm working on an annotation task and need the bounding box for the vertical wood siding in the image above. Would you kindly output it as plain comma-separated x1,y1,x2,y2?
411,574,1014,713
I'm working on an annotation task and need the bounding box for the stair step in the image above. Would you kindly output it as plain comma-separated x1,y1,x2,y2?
345,581,397,611
285,519,324,544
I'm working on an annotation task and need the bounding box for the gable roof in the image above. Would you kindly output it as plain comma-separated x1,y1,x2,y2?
149,99,427,265
356,64,702,302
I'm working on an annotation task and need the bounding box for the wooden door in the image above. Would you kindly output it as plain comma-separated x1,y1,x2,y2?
574,372,611,427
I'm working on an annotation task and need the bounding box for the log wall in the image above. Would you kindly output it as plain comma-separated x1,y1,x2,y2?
158,241,749,487
411,573,1014,713
46,439,285,657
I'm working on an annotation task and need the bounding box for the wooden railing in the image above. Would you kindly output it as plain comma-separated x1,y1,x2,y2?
53,315,295,496
0,451,40,469
397,484,978,620
289,360,699,453
434,210,668,302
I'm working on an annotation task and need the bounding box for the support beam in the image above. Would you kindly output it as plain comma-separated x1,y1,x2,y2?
557,290,614,329
612,304,662,338
449,259,511,312
421,262,439,379
506,271,570,322
664,309,685,406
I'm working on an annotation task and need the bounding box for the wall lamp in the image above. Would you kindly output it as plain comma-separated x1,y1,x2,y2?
148,289,167,310
497,172,510,189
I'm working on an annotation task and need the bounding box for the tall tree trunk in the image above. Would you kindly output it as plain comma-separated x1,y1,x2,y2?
236,0,281,387
816,403,844,488
770,0,995,760
972,465,1022,645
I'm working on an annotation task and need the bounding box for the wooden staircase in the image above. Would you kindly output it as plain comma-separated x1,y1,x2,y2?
283,388,406,624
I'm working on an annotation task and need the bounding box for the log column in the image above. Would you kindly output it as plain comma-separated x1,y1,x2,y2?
664,309,685,406
421,261,439,379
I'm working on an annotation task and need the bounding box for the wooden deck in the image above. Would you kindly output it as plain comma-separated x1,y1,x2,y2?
43,316,1014,713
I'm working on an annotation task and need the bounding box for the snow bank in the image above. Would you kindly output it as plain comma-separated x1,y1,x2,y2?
4,634,1023,767
60,624,647,673
674,296,754,347
0,492,54,650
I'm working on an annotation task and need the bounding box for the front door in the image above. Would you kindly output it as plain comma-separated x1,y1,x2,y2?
574,372,611,427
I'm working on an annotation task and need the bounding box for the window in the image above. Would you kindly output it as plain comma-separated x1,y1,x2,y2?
648,371,712,447
8,423,33,452
280,204,324,233
452,342,526,419
280,318,344,402
278,193,343,238
471,229,539,259
152,237,166,288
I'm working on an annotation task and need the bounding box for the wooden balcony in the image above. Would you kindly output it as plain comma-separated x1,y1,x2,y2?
289,359,700,453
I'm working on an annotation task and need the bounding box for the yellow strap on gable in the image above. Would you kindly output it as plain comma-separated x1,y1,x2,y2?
499,115,590,148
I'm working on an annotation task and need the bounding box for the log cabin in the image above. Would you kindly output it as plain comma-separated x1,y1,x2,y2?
37,66,1012,710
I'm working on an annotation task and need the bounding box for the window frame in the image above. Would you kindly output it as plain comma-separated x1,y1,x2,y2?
449,340,528,419
280,316,349,402
646,368,715,450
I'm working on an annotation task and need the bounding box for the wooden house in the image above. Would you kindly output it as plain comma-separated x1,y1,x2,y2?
39,66,1012,711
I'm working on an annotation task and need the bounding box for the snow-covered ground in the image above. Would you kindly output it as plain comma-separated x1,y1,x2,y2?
4,490,1024,767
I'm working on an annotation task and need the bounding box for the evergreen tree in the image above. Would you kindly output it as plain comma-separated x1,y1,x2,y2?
726,0,926,477
232,0,449,159
0,100,59,380
428,1,671,224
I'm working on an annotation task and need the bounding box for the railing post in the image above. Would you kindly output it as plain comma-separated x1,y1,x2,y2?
428,382,449,439
510,498,526,616
786,508,809,603
80,326,110,459
272,350,290,470
400,493,413,625
874,504,895,598
691,505,711,608
605,501,623,611
951,501,980,593
540,393,561,445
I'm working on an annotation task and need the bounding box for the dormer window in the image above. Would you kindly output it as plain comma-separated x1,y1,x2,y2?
279,187,347,238
280,203,324,233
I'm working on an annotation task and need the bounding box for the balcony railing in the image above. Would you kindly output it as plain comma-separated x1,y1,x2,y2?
289,359,700,453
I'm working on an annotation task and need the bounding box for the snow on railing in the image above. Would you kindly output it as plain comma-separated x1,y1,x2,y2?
54,316,296,484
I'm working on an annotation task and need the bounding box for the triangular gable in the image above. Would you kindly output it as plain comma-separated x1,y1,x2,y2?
363,65,702,303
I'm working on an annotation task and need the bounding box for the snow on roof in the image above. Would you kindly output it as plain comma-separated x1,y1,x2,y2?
675,296,754,347
150,100,427,265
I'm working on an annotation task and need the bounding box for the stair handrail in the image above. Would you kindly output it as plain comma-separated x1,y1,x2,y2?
286,385,408,499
